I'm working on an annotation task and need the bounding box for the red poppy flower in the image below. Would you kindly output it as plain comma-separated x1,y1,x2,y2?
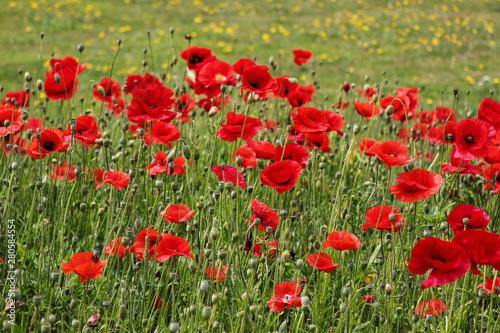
2,90,31,108
233,146,257,168
24,117,44,132
267,281,302,312
273,76,297,98
0,104,24,137
105,237,132,258
484,144,500,164
362,205,404,232
478,277,500,294
198,60,237,89
429,107,457,125
246,140,277,160
260,160,302,193
389,169,443,202
323,231,361,251
62,252,107,283
342,82,351,93
241,65,278,94
63,115,102,148
96,171,130,190
415,298,447,316
132,228,161,261
357,85,379,98
127,85,176,123
51,161,77,181
408,237,471,288
161,204,195,223
354,101,382,119
290,107,329,134
250,199,280,233
478,98,500,131
274,142,310,168
441,148,482,177
292,49,313,65
290,132,331,153
143,121,181,148
324,111,345,136
125,73,161,94
307,252,338,273
211,165,248,189
361,294,376,303
426,122,458,145
206,266,228,282
376,140,415,167
27,128,70,160
447,204,490,234
452,230,500,274
453,118,496,160
253,238,279,258
233,58,256,76
380,95,412,122
93,77,126,116
155,235,194,262
174,93,195,123
396,87,420,114
44,57,86,100
0,135,27,155
180,46,214,70
359,138,380,157
216,112,263,142
147,151,186,176
483,163,500,194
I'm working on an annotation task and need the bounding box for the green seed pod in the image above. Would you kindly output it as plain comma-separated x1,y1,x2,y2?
119,305,128,320
202,306,212,321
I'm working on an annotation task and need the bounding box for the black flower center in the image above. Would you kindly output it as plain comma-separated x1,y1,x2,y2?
43,141,55,151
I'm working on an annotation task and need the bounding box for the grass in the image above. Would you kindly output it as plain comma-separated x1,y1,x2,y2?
1,0,500,332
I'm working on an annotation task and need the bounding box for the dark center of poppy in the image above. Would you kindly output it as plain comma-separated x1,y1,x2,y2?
464,135,476,145
249,81,260,89
149,105,159,109
190,54,202,65
432,257,446,263
77,128,87,134
91,255,100,263
43,141,55,151
276,179,291,185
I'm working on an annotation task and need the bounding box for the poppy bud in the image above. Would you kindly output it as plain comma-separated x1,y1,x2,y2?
353,124,361,134
342,286,351,296
210,227,220,240
169,322,180,332
281,250,291,262
423,229,432,237
119,305,128,320
189,304,197,314
154,179,164,188
385,105,394,116
202,306,212,320
53,74,63,88
339,303,348,313
182,145,191,160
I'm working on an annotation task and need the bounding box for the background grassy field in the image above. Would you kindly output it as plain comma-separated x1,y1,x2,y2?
1,0,499,105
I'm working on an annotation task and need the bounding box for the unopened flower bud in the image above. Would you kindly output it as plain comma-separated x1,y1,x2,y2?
385,105,394,116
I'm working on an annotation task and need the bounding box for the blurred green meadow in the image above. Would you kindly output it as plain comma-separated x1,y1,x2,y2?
1,0,500,104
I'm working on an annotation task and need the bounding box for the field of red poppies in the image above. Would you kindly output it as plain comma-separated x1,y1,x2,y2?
1,1,500,332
